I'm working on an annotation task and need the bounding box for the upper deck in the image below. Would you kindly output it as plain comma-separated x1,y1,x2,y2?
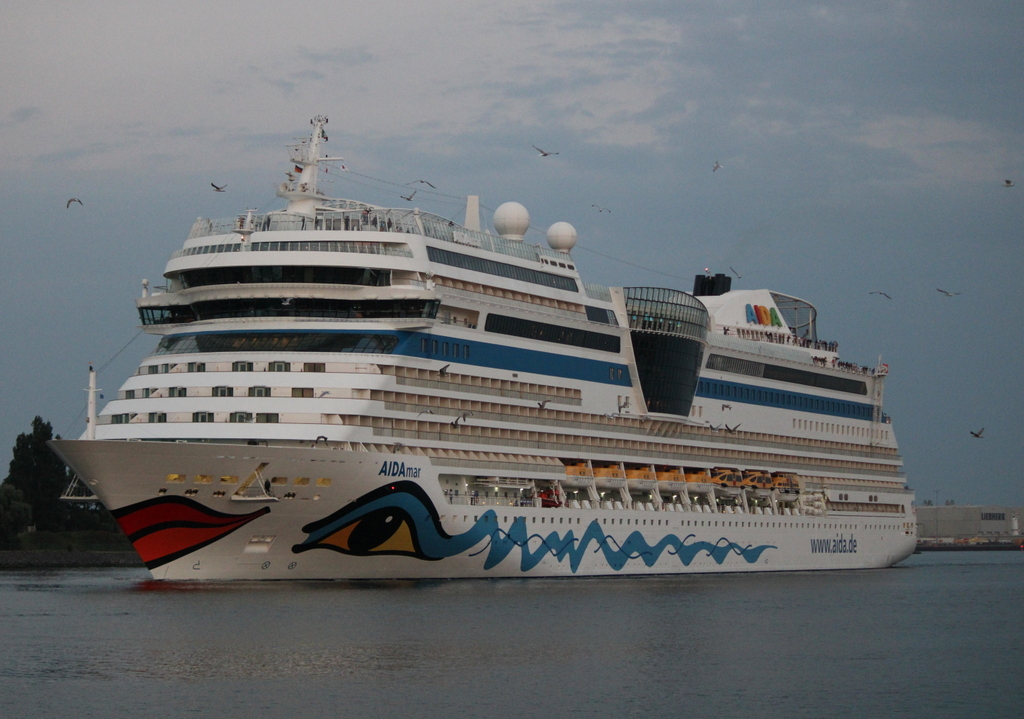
180,206,573,267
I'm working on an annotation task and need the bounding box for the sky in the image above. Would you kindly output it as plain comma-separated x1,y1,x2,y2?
1,1,1021,505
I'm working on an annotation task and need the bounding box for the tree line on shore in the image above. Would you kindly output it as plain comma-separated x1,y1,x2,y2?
0,417,119,549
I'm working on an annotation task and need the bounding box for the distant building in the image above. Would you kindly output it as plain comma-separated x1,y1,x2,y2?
916,505,1021,540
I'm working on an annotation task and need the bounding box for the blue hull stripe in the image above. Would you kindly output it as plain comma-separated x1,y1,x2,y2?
167,328,634,387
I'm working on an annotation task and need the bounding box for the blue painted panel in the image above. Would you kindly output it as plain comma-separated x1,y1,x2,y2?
696,377,875,419
399,331,633,386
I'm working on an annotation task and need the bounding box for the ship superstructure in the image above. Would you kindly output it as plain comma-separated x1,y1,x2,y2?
51,118,916,579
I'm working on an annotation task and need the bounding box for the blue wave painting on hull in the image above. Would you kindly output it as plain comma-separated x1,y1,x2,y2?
292,481,776,572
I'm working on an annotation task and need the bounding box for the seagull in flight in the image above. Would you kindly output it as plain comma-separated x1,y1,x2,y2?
400,190,416,201
724,423,741,433
937,289,961,297
451,411,474,427
1004,180,1015,188
729,266,743,279
713,161,722,172
537,399,551,409
416,409,435,417
591,205,610,213
970,428,985,438
411,180,436,189
281,298,294,306
532,145,559,157
721,404,732,411
707,423,722,432
66,198,83,208
438,364,450,377
869,292,892,300
211,183,226,192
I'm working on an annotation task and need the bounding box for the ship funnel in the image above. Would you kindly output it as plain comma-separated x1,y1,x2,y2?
465,196,480,232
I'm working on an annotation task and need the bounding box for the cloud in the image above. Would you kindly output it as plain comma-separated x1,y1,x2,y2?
6,106,42,126
851,114,1005,185
37,141,119,165
297,46,375,67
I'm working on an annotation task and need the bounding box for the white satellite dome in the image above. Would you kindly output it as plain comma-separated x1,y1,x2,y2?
546,222,577,253
493,202,530,241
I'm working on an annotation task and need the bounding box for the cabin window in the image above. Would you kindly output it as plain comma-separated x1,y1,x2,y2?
485,314,620,353
426,246,579,292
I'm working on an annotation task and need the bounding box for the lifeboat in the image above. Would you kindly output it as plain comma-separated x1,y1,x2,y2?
710,467,742,488
684,469,709,483
593,463,627,489
626,465,658,491
772,472,800,496
656,467,687,493
537,489,561,508
742,470,773,489
562,461,595,488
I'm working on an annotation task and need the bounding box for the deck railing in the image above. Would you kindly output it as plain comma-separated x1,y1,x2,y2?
184,206,569,264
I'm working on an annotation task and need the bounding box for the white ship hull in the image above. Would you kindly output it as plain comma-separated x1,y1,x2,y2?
52,439,916,580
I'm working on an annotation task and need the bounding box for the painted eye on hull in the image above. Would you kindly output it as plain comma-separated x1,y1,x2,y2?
292,481,447,560
320,507,418,556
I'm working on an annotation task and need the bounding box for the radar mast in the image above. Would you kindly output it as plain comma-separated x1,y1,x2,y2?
277,115,344,215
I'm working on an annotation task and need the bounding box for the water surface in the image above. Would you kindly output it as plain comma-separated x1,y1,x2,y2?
2,552,1021,718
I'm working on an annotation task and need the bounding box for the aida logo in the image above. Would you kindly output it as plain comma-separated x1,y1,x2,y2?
378,461,421,478
746,304,783,327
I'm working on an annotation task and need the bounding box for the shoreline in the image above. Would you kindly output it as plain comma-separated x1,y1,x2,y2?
0,551,143,569
916,543,1023,552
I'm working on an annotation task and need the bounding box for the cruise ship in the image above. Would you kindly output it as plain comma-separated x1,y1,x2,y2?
51,117,916,580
